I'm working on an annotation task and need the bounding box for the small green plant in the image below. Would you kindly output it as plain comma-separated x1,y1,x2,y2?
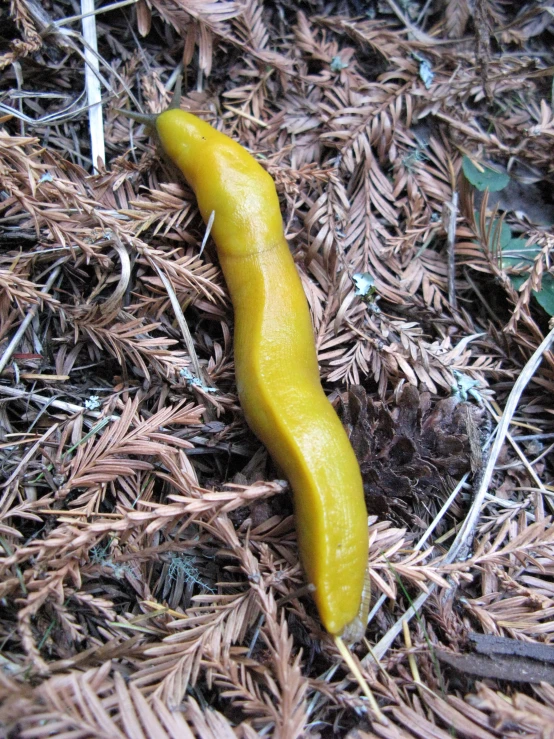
500,229,554,316
462,156,510,192
479,216,554,317
466,153,554,317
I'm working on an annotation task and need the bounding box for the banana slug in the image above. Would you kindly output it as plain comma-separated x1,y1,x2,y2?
128,98,369,636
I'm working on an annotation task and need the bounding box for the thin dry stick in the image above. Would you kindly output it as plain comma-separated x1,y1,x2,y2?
81,0,105,168
447,324,554,563
464,269,499,323
0,96,89,125
150,260,206,384
414,472,470,552
0,423,59,492
100,239,131,317
383,0,436,43
199,211,215,257
444,191,458,310
0,385,116,420
369,590,431,663
483,397,548,494
334,636,388,725
368,323,554,662
367,472,470,627
402,619,421,686
57,0,138,27
0,266,61,375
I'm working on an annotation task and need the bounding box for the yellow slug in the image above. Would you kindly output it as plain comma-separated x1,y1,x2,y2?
138,102,369,635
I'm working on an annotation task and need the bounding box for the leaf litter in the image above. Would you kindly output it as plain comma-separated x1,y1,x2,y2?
1,0,554,736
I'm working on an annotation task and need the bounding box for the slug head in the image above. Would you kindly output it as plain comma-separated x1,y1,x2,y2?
116,77,284,258
154,108,215,187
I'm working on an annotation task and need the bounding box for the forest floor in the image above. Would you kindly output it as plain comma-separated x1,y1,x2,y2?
1,1,554,737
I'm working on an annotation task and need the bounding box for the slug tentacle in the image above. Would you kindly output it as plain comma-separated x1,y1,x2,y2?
114,109,157,127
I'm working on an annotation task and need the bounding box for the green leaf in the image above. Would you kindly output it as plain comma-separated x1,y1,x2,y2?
533,273,554,316
499,232,554,317
498,222,515,249
473,216,553,316
462,156,510,192
501,238,540,268
508,273,554,316
474,213,512,249
510,275,525,291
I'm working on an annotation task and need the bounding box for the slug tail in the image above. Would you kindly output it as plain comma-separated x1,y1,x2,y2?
339,570,371,643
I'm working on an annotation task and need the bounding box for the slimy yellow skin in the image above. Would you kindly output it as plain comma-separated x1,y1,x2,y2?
156,109,368,635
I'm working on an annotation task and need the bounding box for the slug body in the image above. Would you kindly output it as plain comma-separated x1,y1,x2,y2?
156,109,368,635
